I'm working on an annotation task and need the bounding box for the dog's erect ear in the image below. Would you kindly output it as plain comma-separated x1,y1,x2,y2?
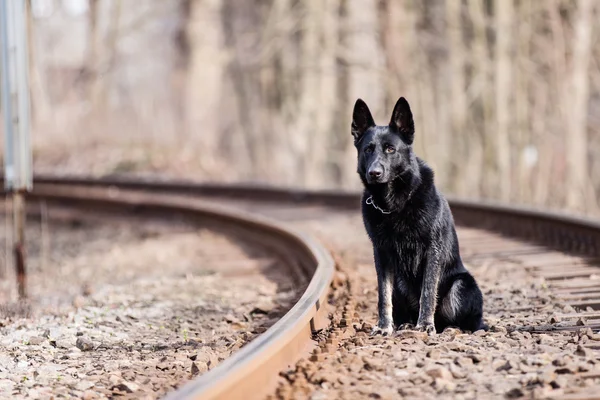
351,99,375,142
389,97,414,144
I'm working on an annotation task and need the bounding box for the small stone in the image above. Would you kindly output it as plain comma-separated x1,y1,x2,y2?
555,366,576,375
427,349,441,360
455,356,473,367
434,378,456,392
580,328,593,337
563,305,575,313
196,361,208,374
28,336,44,346
540,369,557,383
441,327,461,336
532,385,553,398
67,351,82,360
553,375,568,388
338,374,351,385
395,330,428,341
223,314,238,323
361,322,373,332
75,380,94,391
553,355,571,367
490,326,507,334
399,387,422,397
394,369,410,379
492,359,508,370
425,366,452,380
494,359,518,372
505,388,524,398
363,356,384,371
76,337,94,352
82,391,98,400
469,353,484,364
449,363,466,379
55,339,72,349
549,315,561,324
536,334,553,345
510,331,523,340
156,363,170,371
251,303,274,315
111,382,139,393
108,374,121,385
575,345,591,358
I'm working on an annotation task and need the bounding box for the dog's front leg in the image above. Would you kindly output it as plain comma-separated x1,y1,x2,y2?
371,250,394,336
416,246,441,335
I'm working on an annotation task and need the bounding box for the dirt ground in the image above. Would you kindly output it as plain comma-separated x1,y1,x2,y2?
0,206,300,399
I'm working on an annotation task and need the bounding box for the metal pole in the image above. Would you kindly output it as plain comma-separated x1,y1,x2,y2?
1,0,33,299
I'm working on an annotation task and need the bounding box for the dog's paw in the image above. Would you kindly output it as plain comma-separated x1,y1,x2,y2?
397,323,415,331
415,322,436,336
371,323,394,336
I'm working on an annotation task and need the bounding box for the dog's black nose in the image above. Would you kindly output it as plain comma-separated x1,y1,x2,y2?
369,169,382,178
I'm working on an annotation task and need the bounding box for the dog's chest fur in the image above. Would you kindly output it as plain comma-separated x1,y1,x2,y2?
362,197,433,279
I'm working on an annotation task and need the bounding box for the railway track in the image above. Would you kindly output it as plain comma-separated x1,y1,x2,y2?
3,175,600,399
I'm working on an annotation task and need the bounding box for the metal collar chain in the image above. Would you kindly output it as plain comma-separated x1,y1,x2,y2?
366,196,392,214
366,188,415,215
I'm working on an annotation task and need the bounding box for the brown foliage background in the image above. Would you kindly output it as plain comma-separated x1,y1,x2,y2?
2,0,600,214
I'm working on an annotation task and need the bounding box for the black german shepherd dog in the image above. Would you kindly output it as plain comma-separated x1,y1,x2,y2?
352,97,486,335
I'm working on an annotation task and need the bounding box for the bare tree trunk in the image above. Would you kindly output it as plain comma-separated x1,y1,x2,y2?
89,0,121,109
446,0,466,194
271,0,303,185
342,0,384,188
424,1,450,190
382,0,420,155
186,0,226,174
515,0,532,203
308,0,339,187
566,0,595,211
25,0,50,122
545,0,568,206
467,0,489,198
295,0,320,187
494,0,514,202
533,83,551,206
87,0,99,102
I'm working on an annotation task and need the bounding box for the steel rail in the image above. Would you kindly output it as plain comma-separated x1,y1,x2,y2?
12,182,335,400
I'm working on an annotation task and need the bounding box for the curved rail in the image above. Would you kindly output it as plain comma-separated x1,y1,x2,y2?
10,181,335,400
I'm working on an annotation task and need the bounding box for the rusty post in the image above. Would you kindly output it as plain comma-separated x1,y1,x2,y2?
1,196,9,279
12,190,26,298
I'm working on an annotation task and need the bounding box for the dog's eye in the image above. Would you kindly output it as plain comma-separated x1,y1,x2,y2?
385,146,395,154
365,146,374,154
